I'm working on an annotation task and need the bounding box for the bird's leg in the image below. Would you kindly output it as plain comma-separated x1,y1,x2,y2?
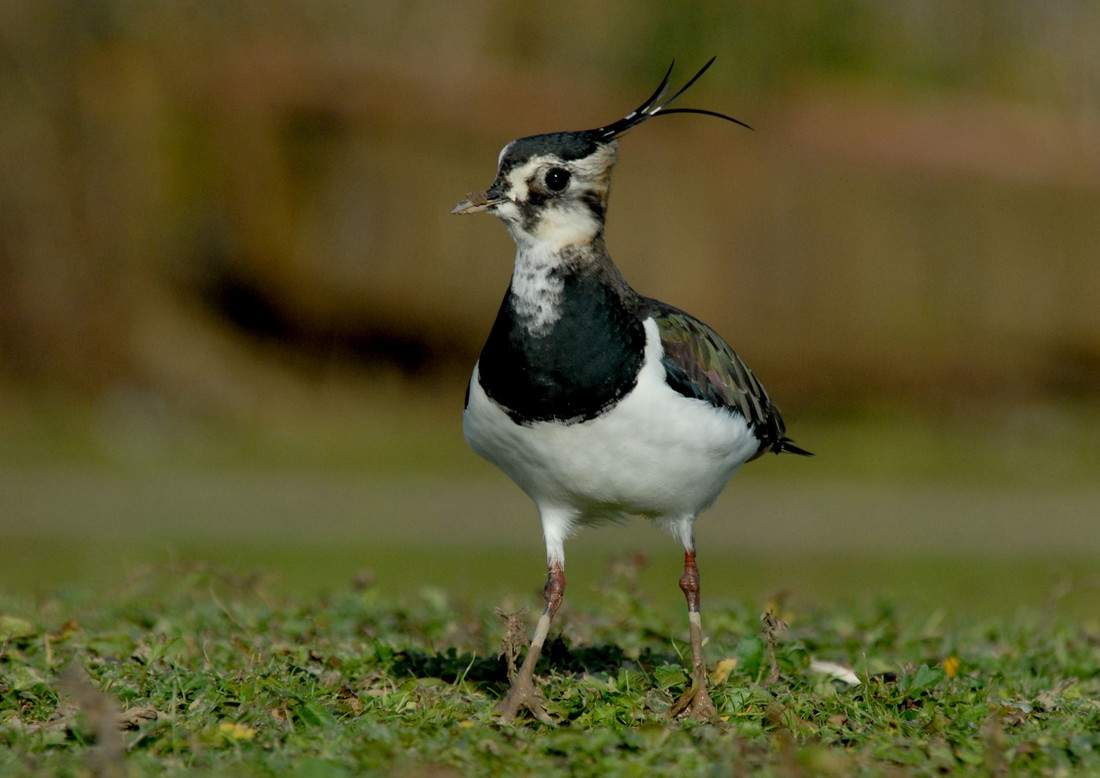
495,560,565,724
668,550,718,721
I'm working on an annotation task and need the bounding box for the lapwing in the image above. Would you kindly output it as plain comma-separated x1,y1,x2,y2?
452,58,811,723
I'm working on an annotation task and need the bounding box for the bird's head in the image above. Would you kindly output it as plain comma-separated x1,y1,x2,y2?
452,58,750,252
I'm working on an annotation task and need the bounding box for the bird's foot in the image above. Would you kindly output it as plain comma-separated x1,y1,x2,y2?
668,678,718,722
495,675,553,725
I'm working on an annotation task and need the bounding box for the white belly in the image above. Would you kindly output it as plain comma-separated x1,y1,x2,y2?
463,319,759,529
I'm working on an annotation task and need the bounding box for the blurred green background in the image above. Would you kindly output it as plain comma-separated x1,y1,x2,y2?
1,1,1098,617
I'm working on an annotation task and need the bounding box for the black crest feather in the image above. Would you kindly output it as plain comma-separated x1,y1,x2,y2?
595,57,752,140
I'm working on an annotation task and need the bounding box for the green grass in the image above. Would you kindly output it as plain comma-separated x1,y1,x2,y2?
3,382,1099,488
2,395,1098,773
3,562,1099,777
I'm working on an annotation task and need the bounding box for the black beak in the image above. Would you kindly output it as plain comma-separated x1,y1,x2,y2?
451,186,507,215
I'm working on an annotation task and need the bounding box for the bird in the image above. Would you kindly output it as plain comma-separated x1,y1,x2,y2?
452,58,811,724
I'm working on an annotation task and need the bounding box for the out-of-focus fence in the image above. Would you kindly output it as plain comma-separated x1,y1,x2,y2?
2,2,1098,413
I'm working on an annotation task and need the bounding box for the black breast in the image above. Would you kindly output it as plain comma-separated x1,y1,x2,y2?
475,270,646,425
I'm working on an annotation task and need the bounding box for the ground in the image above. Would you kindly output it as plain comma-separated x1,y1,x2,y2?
2,561,1099,777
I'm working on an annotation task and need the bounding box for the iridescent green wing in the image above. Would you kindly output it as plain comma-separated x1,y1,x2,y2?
645,299,810,458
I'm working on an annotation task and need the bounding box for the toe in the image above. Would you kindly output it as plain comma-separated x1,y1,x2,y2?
495,679,554,724
668,683,717,722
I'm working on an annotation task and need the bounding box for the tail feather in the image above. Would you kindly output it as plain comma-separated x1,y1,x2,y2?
777,437,813,457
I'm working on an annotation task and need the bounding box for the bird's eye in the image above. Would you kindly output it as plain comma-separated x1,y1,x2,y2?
545,167,571,192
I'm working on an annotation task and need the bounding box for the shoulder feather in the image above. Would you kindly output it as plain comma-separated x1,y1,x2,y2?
643,298,811,459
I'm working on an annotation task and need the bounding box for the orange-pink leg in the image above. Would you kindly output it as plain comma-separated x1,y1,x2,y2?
668,550,718,721
495,561,564,723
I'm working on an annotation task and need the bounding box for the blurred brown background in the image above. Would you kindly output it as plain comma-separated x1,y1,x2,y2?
1,1,1097,605
4,0,1099,412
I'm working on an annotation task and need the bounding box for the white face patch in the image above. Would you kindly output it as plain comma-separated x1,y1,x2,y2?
492,145,616,252
500,158,538,206
527,199,601,251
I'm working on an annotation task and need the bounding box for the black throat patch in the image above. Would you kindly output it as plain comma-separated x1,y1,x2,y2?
475,267,646,425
